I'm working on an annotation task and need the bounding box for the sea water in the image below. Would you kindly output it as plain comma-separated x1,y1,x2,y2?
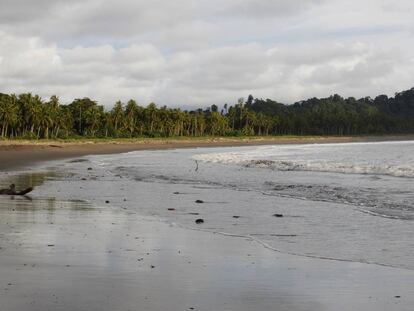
35,140,414,270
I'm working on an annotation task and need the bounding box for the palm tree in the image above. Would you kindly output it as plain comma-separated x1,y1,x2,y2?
47,95,60,138
17,93,42,137
145,103,157,135
85,105,104,137
111,101,125,136
125,100,139,137
38,104,53,138
0,94,18,137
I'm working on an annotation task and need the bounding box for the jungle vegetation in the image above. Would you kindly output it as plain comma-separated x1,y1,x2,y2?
0,88,413,139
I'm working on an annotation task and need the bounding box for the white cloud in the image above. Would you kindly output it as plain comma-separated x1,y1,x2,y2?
0,0,413,107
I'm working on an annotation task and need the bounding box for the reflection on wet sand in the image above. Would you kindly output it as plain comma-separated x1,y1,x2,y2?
1,169,414,311
0,170,89,212
0,196,94,212
0,171,61,190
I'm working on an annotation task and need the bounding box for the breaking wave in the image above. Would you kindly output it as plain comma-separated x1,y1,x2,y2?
193,154,414,178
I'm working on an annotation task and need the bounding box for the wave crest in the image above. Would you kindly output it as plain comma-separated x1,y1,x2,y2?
193,154,414,178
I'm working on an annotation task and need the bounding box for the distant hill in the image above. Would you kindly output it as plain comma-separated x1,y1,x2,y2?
248,88,414,135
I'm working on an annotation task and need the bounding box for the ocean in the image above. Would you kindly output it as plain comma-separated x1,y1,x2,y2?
30,140,413,271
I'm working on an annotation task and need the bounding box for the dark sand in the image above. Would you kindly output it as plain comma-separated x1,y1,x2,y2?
1,137,414,310
1,135,413,171
0,195,413,311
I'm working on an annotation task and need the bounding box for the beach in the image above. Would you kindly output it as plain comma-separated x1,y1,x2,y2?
1,137,414,310
1,135,414,171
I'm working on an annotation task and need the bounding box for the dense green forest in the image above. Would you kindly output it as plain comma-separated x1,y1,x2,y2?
1,88,414,139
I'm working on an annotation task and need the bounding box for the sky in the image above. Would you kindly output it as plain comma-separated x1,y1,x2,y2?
0,0,413,108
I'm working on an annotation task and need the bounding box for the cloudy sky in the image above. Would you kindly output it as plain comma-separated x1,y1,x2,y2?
0,0,413,107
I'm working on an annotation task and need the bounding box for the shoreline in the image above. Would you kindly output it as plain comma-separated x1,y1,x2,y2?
1,171,413,310
1,134,413,171
1,138,413,310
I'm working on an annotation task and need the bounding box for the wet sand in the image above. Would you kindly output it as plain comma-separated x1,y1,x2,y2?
1,194,413,311
1,141,414,310
1,135,413,171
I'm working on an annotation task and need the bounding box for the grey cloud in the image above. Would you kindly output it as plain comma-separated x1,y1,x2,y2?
268,43,366,66
1,0,414,107
0,0,70,22
303,46,401,87
60,45,114,64
380,0,414,13
204,0,324,19
169,44,272,90
117,44,166,81
0,0,193,41
67,0,193,36
0,0,324,42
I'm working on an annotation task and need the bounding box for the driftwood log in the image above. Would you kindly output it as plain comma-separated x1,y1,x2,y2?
0,184,34,195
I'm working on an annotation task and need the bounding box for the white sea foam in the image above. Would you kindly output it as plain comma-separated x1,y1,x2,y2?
193,141,414,178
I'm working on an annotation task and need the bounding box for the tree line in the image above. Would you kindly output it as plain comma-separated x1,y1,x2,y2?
0,88,413,139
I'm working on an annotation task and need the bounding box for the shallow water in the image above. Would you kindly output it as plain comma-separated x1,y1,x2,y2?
1,142,414,310
29,140,414,270
0,171,61,190
1,186,414,311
